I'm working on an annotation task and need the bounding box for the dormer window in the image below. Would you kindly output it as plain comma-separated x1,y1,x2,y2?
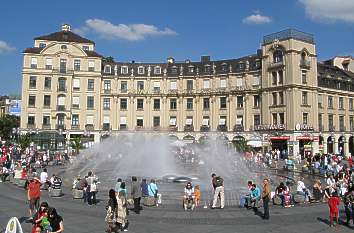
204,65,211,73
255,60,261,68
39,43,46,48
273,50,283,63
121,66,128,75
154,66,161,75
239,63,244,70
188,66,194,73
104,65,111,74
138,66,145,75
221,63,228,72
82,45,89,51
61,45,67,50
171,66,178,74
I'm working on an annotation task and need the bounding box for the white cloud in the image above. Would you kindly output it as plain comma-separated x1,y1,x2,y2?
243,14,272,24
75,19,178,41
0,40,15,53
299,0,354,22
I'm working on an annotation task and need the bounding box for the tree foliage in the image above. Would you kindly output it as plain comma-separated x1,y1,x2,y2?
19,133,32,152
0,115,19,140
71,137,83,155
103,56,115,63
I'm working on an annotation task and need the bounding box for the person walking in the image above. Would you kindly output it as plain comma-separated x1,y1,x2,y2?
27,176,41,220
117,190,128,231
211,175,224,209
261,178,271,220
131,176,142,214
105,189,117,233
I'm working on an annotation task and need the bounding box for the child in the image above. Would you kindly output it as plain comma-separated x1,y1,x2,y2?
328,191,341,227
194,185,201,206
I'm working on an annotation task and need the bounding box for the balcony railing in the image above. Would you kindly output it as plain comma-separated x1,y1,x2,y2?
103,89,111,94
268,60,285,70
27,123,35,129
56,124,66,130
200,125,210,132
217,125,228,132
57,87,67,92
168,126,178,132
329,125,335,132
56,105,66,111
263,29,315,44
233,125,244,132
184,125,194,132
318,125,324,131
340,125,346,132
102,124,111,131
71,124,80,130
300,60,311,69
42,124,51,130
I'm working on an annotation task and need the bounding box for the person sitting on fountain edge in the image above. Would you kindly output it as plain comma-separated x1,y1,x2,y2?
184,182,195,210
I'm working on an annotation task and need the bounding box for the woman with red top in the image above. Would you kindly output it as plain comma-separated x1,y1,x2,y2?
328,191,341,228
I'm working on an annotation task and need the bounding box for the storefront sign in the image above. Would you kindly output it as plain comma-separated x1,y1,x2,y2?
254,124,285,131
295,123,314,131
296,136,319,141
269,136,290,140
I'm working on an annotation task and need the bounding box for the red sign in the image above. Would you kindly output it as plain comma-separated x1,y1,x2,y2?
296,136,319,141
269,136,290,140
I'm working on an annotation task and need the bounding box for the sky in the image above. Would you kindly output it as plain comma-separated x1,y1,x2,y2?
0,0,353,95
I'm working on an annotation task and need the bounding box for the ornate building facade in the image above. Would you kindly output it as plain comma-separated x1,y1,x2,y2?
21,24,354,156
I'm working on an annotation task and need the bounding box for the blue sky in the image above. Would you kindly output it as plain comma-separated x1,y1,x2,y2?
0,0,353,95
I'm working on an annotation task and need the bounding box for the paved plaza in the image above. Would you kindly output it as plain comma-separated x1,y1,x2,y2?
0,180,353,233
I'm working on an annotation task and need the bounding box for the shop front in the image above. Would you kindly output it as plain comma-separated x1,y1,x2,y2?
296,135,319,157
269,136,289,151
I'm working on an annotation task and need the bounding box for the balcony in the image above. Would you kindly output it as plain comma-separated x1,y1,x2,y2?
103,89,111,94
53,69,74,75
152,126,161,131
56,105,66,111
184,125,194,132
27,123,35,129
268,60,285,71
119,125,128,131
71,124,80,130
233,125,244,132
217,125,228,132
168,126,178,132
120,89,128,94
42,124,51,130
56,124,66,130
300,60,311,69
57,87,67,92
135,126,145,131
329,125,335,132
200,125,210,132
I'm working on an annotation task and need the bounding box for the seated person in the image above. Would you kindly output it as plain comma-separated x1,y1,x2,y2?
296,177,311,202
250,184,261,211
312,179,324,202
51,175,62,189
275,182,286,206
183,182,195,210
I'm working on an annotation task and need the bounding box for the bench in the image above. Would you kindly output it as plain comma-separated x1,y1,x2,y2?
143,196,156,207
49,188,63,197
72,189,83,199
17,179,27,188
293,194,306,204
273,196,282,205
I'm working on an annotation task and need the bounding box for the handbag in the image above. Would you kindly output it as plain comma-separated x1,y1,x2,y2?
149,185,158,198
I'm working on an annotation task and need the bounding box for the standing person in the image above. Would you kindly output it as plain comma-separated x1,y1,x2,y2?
141,179,149,198
115,178,122,193
27,176,41,220
131,176,142,214
148,179,159,206
39,168,49,188
78,175,88,203
105,189,117,233
86,171,96,205
117,191,128,232
328,191,341,228
261,178,271,220
47,207,64,233
211,175,224,209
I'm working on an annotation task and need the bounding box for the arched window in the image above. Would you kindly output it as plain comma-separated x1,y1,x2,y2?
273,50,283,63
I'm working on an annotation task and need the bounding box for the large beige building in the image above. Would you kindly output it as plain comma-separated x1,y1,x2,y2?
21,24,354,156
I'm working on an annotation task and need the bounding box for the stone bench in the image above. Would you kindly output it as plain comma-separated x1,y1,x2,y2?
312,168,320,174
17,179,27,188
72,189,83,199
302,167,309,173
143,196,156,207
49,188,63,197
273,195,282,205
293,194,306,204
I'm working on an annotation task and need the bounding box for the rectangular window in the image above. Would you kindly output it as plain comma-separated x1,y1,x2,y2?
272,72,277,85
86,115,94,125
43,95,51,107
28,95,36,107
58,78,66,91
74,59,81,71
339,115,345,130
272,113,277,124
120,98,127,110
60,59,67,73
73,79,80,91
104,80,111,91
103,98,110,110
328,114,334,131
328,96,333,108
120,116,127,130
120,81,128,93
203,98,210,110
278,70,283,84
350,116,354,131
87,79,94,91
103,116,110,130
46,58,52,70
318,114,323,130
137,81,144,90
104,65,111,74
318,94,322,108
153,116,160,127
27,115,35,125
350,98,353,110
29,76,37,89
237,96,243,108
302,70,307,84
203,79,210,89
136,118,144,127
221,79,228,88
153,81,161,92
87,96,94,109
302,92,308,105
279,113,285,125
220,97,227,109
254,115,261,126
88,60,95,72
31,57,37,68
137,99,144,110
202,117,209,126
252,76,260,86
303,113,308,125
279,92,284,105
169,117,177,126
170,98,177,110
187,80,193,90
153,99,160,110
82,45,89,51
121,66,128,74
138,66,145,74
43,116,50,126
72,114,79,126
339,97,344,109
272,92,277,105
72,96,80,109
39,43,46,48
188,66,194,73
253,95,260,108
236,78,242,87
186,98,193,110
236,115,243,126
154,67,161,74
44,77,51,89
170,80,177,90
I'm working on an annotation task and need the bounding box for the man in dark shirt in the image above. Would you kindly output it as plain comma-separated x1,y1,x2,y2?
131,176,142,214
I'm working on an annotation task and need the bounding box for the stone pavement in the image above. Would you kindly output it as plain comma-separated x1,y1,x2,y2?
1,182,354,233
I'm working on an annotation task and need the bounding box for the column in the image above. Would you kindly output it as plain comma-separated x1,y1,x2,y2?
344,139,349,158
334,140,339,154
312,140,319,155
293,142,300,157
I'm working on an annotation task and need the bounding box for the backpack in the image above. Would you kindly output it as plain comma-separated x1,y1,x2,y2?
215,176,223,187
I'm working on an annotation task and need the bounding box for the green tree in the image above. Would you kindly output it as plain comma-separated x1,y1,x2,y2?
0,115,19,140
103,56,114,63
71,137,83,155
232,140,251,152
18,133,32,152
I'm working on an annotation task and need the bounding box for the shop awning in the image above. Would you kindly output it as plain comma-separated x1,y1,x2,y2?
247,140,262,148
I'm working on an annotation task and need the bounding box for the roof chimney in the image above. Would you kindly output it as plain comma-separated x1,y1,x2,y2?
201,55,210,63
62,24,71,32
167,57,175,64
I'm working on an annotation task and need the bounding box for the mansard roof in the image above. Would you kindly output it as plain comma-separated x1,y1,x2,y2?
35,30,95,44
